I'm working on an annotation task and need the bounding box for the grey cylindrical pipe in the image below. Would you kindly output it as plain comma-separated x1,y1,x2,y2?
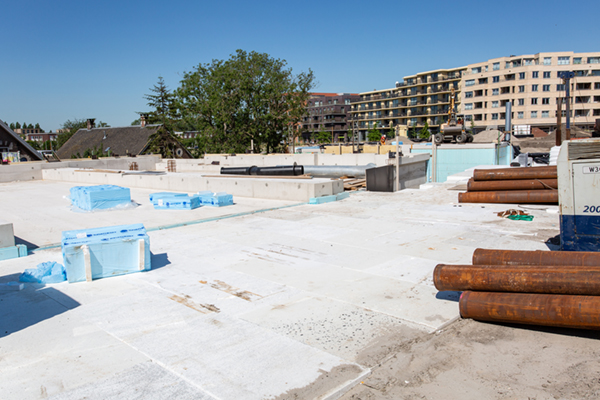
505,101,512,133
302,163,376,178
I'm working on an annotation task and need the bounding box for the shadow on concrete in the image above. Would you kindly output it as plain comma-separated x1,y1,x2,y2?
480,320,600,340
435,291,461,302
0,283,80,338
545,234,561,251
150,252,171,270
14,236,39,250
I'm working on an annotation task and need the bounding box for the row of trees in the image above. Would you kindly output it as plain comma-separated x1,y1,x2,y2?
9,122,44,132
141,50,316,156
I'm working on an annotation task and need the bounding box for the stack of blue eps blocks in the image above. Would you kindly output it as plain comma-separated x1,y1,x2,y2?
197,191,234,207
149,192,201,210
70,185,131,211
61,223,151,283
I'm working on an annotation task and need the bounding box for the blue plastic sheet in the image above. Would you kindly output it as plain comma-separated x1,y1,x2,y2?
70,185,131,211
19,261,67,283
150,192,201,210
197,191,234,207
62,223,151,283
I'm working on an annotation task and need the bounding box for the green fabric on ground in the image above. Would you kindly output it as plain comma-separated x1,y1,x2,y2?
507,214,534,221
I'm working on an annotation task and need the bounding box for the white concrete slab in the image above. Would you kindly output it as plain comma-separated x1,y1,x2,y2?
0,179,560,399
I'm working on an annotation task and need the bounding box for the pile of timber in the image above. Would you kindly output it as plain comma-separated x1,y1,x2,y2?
342,178,366,191
434,248,600,330
458,166,558,205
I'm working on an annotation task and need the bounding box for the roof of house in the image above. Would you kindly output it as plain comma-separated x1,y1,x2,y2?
0,119,43,160
56,125,161,159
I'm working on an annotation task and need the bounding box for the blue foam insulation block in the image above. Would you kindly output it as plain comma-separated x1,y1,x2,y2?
150,192,201,210
70,185,131,211
0,244,27,261
197,191,234,207
61,223,151,283
309,192,350,205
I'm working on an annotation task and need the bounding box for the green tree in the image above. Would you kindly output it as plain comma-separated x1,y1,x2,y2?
315,129,331,144
367,123,381,142
175,49,315,154
22,122,27,130
9,123,15,130
143,76,179,131
97,121,110,127
15,122,21,129
131,118,140,126
56,118,87,149
418,121,430,140
34,123,40,130
27,123,33,129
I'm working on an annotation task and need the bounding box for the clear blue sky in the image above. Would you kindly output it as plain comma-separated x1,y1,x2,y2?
2,0,598,132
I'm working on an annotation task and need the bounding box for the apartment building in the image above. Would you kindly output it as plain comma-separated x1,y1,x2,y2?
302,93,360,142
349,68,464,140
350,51,600,140
461,52,600,132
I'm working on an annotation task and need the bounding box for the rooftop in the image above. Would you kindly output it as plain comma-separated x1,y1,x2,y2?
1,161,594,399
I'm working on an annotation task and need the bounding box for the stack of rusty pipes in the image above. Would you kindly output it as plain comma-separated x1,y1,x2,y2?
458,166,558,204
434,248,600,329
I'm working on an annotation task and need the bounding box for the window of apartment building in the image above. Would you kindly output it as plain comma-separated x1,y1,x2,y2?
465,91,473,98
478,78,488,84
519,72,525,79
588,57,600,64
464,103,473,110
524,59,535,66
542,111,549,118
543,57,552,65
532,71,539,78
574,57,582,64
493,62,500,70
532,84,538,91
542,98,550,105
591,70,600,77
491,113,498,120
472,67,482,74
431,95,438,103
345,99,351,105
531,98,538,105
557,84,566,91
543,71,551,78
518,85,525,93
518,98,524,106
594,96,600,103
492,101,499,108
558,56,570,65
596,83,600,89
492,88,499,96
517,111,524,119
493,76,499,83
328,100,332,104
531,111,538,118
543,84,550,92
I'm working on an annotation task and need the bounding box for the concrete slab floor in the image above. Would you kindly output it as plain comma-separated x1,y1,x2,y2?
0,180,560,399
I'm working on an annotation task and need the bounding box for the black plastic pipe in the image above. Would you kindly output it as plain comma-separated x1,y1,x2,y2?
220,165,304,176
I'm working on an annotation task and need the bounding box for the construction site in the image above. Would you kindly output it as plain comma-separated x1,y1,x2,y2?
2,120,600,400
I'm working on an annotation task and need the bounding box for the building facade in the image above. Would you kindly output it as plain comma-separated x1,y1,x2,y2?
350,68,464,140
350,51,600,140
25,133,58,142
461,51,600,132
302,93,360,142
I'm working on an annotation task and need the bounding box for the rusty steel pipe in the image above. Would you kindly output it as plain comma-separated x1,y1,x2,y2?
472,249,600,267
458,190,558,204
434,264,600,295
467,178,558,192
459,291,600,330
473,166,557,181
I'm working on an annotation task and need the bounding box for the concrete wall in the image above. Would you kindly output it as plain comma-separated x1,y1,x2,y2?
0,155,161,183
42,168,343,202
194,153,394,167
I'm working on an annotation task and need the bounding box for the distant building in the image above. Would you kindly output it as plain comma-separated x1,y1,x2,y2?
25,133,58,142
0,120,43,161
301,93,360,142
350,51,600,139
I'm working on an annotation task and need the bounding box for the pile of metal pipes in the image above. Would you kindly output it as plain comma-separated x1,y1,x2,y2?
434,248,600,330
458,166,558,205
